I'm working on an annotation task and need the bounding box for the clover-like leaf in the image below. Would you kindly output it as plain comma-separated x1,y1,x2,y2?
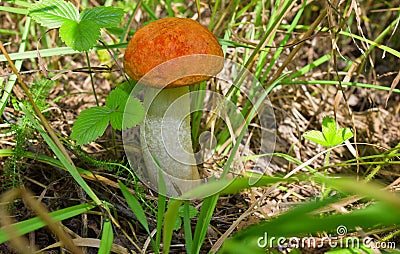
303,130,330,147
59,19,101,51
29,0,79,29
71,106,111,145
80,6,125,28
304,116,353,147
331,127,354,147
322,116,337,145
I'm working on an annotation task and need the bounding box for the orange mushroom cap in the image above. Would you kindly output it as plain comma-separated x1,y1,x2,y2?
123,17,224,88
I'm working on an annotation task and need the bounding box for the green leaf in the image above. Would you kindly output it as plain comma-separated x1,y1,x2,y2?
80,6,125,28
305,116,353,147
29,0,79,29
109,108,125,131
59,19,101,52
178,205,198,218
118,181,151,234
322,116,337,145
303,130,329,147
106,87,129,109
107,88,144,130
71,106,110,145
98,218,114,254
174,217,182,231
106,88,128,130
122,97,145,130
331,127,353,147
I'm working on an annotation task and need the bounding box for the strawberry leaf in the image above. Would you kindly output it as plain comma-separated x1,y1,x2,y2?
106,87,144,130
120,97,145,131
80,6,125,28
59,19,101,51
71,107,110,145
29,0,79,29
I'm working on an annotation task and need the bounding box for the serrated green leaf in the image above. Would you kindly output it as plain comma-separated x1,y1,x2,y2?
322,116,337,145
80,6,125,28
178,205,198,218
29,0,79,29
174,217,182,231
117,81,135,94
107,88,143,130
71,106,110,145
109,108,124,130
59,19,100,52
106,87,129,109
122,97,145,130
303,130,329,147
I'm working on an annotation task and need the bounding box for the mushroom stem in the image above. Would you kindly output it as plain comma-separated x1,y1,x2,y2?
140,86,200,196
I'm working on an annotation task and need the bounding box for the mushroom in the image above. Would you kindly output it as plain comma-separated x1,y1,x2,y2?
124,17,223,196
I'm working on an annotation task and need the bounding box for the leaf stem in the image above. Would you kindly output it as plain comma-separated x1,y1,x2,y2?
321,148,331,199
85,51,99,106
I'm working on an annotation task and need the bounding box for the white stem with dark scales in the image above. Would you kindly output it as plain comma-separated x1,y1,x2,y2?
140,86,200,196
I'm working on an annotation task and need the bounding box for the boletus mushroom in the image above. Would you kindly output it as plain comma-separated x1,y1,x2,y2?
124,17,223,196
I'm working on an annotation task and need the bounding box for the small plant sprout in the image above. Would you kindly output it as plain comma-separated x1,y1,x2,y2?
303,116,353,148
123,17,224,197
303,116,354,197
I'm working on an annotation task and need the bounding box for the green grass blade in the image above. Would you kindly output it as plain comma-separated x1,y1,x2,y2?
281,80,400,93
190,83,207,149
163,199,183,253
0,43,127,62
183,201,193,254
119,2,140,43
0,17,31,117
0,149,109,178
156,191,166,254
3,0,32,8
314,176,400,208
262,0,306,82
222,175,400,249
191,194,219,254
118,181,150,234
0,6,28,15
0,202,96,243
222,198,396,249
119,180,158,252
289,54,331,80
98,218,114,254
141,1,157,20
164,0,174,17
